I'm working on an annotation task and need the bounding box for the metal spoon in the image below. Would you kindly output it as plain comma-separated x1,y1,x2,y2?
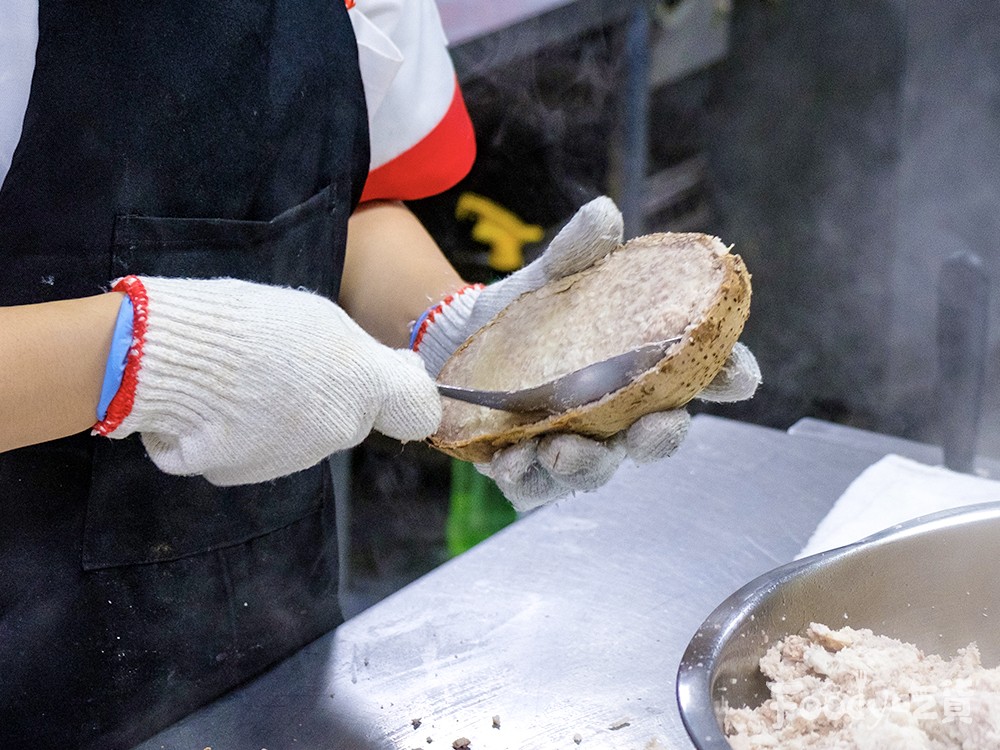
436,335,683,414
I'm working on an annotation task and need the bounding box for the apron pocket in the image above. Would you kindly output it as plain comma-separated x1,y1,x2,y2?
110,181,348,293
83,182,350,570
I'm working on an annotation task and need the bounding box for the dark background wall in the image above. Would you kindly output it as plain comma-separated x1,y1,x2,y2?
887,0,1000,453
699,0,906,434
703,0,1000,458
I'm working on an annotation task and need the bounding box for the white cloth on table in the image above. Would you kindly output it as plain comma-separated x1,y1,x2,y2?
798,453,1000,559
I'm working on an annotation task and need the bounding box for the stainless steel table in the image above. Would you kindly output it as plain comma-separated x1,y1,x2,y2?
135,414,952,750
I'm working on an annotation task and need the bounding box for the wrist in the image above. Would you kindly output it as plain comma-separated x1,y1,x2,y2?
95,293,135,422
93,276,149,436
409,283,484,376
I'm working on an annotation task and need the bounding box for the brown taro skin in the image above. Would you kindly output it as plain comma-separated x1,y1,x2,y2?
430,232,752,463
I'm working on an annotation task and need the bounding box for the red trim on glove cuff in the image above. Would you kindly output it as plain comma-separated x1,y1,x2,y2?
410,283,485,352
93,275,149,437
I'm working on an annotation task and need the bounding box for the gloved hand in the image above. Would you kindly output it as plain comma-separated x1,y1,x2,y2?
412,196,761,512
94,275,441,486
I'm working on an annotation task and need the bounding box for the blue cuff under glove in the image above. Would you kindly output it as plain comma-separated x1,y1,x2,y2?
96,295,134,421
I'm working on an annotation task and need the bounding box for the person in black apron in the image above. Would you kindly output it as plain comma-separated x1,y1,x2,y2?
0,1,402,747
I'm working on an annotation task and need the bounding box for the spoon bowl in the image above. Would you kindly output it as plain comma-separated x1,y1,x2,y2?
436,335,683,414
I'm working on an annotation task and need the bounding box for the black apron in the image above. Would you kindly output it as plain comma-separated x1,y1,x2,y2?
0,1,369,748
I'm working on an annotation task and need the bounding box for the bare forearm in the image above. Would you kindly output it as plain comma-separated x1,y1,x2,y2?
341,200,466,348
0,293,122,451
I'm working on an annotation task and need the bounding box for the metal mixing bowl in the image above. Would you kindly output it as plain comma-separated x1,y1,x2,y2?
676,502,1000,749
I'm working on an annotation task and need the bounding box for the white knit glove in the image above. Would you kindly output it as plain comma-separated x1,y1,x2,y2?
413,196,760,511
94,275,441,486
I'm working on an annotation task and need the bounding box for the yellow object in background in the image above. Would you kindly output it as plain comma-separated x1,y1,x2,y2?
455,192,544,272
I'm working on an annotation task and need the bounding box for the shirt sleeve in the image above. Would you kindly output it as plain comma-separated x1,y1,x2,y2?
348,0,476,202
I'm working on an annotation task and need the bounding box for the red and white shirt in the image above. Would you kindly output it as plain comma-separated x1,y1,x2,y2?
0,0,476,201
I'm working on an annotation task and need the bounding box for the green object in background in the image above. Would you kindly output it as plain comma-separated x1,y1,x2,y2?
446,459,517,556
